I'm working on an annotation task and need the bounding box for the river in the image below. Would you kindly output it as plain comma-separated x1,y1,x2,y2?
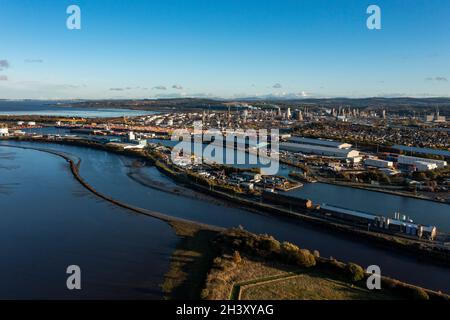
150,138,450,231
0,145,177,299
0,101,156,118
1,140,449,294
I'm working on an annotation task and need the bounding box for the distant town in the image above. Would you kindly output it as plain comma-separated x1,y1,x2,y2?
1,99,448,201
3,0,450,304
1,98,450,301
1,99,449,241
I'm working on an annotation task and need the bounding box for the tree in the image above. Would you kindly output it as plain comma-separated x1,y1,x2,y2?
412,171,427,181
378,172,391,184
295,249,316,268
411,287,429,300
346,263,365,282
425,170,437,180
280,242,300,263
260,237,281,253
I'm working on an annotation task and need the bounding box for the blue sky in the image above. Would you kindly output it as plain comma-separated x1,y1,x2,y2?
0,0,449,99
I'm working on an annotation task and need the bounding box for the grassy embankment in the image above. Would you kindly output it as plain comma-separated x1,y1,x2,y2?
162,225,450,300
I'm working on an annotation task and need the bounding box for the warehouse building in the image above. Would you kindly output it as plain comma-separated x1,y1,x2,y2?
0,128,9,137
280,142,360,159
398,155,447,171
287,136,352,149
320,204,437,240
364,158,394,168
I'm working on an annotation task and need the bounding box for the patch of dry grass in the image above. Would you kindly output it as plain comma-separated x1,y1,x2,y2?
239,268,399,300
203,255,295,300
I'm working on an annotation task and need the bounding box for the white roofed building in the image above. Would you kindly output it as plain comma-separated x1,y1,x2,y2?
364,158,394,168
288,137,352,149
0,128,9,136
398,155,447,170
280,143,359,159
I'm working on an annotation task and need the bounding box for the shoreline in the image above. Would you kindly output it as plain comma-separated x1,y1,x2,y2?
283,161,448,204
2,138,449,264
152,136,448,204
0,143,223,233
2,137,450,294
315,178,449,204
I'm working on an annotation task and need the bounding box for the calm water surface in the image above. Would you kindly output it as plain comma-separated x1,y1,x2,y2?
0,101,156,118
1,140,449,293
0,146,176,299
150,138,450,231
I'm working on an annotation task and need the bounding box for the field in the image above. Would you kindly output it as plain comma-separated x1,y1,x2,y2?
163,226,448,300
238,268,398,300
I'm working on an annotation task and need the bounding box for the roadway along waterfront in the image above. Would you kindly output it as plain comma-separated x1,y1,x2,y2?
150,138,450,232
1,140,449,293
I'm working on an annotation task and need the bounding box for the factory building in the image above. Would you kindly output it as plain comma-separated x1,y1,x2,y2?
320,204,437,240
364,158,394,168
0,128,9,137
397,155,447,171
414,162,438,172
287,137,352,149
280,142,360,159
425,110,446,123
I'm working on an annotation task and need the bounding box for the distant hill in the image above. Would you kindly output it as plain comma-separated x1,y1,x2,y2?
44,97,450,115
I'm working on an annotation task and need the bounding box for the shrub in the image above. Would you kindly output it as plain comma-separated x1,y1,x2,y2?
411,287,430,300
295,249,316,268
280,242,300,263
200,289,209,300
243,237,256,250
232,239,242,248
260,237,281,253
346,263,365,282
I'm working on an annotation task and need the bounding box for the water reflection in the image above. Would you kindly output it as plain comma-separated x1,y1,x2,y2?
0,146,177,299
1,140,449,293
